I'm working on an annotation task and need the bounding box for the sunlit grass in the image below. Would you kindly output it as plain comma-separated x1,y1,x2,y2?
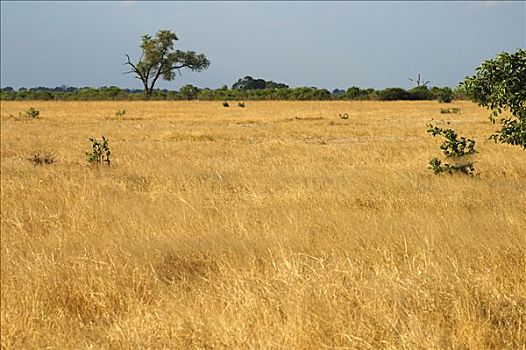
1,100,525,348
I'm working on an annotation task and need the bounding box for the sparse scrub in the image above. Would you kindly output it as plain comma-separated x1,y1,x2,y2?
440,108,461,114
27,151,56,166
427,123,477,175
115,109,127,117
86,136,111,165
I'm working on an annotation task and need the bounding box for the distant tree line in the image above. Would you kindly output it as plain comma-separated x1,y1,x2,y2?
0,76,467,102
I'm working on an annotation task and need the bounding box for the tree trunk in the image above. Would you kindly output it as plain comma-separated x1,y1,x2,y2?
143,84,151,100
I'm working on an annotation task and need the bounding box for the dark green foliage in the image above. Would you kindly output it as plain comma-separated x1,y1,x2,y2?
428,157,475,175
408,86,432,100
179,84,199,100
222,101,229,107
489,118,526,148
2,85,468,102
462,49,525,149
378,88,412,101
86,137,111,166
232,76,289,90
28,151,56,166
432,87,454,103
115,110,126,117
25,107,40,119
331,89,346,99
287,87,331,100
427,124,477,175
346,86,370,100
238,102,245,108
124,30,210,97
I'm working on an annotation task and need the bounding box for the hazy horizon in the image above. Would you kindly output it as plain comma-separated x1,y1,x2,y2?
1,1,524,91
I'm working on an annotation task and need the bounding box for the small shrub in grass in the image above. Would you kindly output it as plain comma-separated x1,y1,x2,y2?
115,110,126,117
86,136,111,166
238,102,245,108
28,151,56,166
222,101,229,107
440,108,461,114
427,124,477,175
339,113,349,120
24,107,40,119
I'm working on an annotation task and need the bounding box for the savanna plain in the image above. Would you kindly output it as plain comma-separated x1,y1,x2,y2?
1,100,525,349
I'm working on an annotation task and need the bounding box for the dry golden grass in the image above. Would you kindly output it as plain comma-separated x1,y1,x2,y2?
1,100,525,349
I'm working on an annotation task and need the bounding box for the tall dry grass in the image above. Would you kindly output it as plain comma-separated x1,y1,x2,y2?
1,100,525,349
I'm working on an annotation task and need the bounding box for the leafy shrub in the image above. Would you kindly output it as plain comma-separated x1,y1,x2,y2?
222,101,229,107
28,151,55,166
238,102,245,108
24,107,40,119
339,113,349,120
86,136,111,166
115,110,126,117
427,124,477,175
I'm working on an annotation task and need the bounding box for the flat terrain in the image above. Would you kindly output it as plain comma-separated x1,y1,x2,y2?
1,100,525,349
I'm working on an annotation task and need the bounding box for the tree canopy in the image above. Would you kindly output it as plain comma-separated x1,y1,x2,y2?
124,30,210,96
462,49,526,149
232,76,289,90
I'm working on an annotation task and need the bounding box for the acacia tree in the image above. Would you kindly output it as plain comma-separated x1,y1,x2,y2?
124,30,210,97
462,49,525,149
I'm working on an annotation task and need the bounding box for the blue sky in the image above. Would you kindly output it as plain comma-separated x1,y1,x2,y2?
1,1,524,90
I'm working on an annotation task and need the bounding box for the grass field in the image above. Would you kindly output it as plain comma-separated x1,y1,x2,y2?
1,100,525,349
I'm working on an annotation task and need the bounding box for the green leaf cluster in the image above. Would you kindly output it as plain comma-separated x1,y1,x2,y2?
86,136,111,166
461,49,525,149
25,107,40,119
427,124,477,175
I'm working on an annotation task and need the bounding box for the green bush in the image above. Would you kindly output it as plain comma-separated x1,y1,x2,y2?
25,107,40,119
427,124,477,175
86,136,111,166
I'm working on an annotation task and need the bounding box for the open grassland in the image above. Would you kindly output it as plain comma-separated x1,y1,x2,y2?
1,100,525,349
